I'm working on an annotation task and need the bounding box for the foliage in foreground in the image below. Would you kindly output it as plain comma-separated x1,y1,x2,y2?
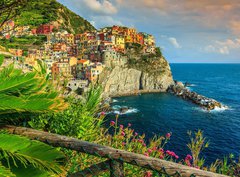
0,55,66,176
29,91,240,176
29,86,103,141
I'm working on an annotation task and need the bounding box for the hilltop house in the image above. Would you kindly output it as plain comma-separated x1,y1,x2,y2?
36,24,55,35
85,62,104,82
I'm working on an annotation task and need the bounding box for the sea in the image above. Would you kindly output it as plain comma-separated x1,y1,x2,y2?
106,64,240,164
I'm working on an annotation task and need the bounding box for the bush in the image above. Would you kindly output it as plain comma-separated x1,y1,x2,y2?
155,47,162,57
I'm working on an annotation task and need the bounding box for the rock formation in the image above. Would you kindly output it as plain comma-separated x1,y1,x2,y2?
98,56,174,97
168,81,224,110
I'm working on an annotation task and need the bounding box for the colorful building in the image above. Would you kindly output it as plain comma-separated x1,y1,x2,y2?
85,62,104,82
115,35,125,49
9,49,23,57
36,24,54,35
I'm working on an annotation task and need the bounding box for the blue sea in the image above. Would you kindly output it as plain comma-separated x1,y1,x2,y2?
107,64,240,164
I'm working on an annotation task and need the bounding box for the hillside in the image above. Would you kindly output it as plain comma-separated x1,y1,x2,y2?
98,49,174,97
14,0,95,33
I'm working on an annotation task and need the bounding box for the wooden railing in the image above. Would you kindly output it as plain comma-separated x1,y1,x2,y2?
3,126,229,177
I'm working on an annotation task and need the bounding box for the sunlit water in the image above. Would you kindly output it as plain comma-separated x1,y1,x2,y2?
106,64,240,164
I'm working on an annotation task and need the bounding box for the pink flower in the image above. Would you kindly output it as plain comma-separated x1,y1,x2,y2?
134,132,138,136
128,123,132,127
122,142,126,146
152,146,157,151
121,131,125,136
159,155,164,159
158,148,164,153
100,112,106,116
144,171,152,177
166,133,171,139
144,152,149,157
147,149,152,153
120,124,124,129
186,154,193,160
185,154,193,166
138,139,144,143
143,143,146,147
166,150,179,159
110,121,115,126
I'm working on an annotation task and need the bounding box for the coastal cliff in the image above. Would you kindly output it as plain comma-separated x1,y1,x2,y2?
98,56,174,97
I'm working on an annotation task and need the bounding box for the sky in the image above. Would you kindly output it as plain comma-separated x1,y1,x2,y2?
57,0,240,63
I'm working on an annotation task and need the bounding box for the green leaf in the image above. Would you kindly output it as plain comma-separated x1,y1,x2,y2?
0,133,65,176
0,55,4,66
0,163,16,177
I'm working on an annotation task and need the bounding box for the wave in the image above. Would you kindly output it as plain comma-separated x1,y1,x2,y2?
186,86,192,91
112,99,118,103
111,105,139,115
210,105,231,113
194,105,231,113
113,108,139,115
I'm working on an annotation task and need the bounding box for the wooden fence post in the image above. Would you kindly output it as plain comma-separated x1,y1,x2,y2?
110,160,124,177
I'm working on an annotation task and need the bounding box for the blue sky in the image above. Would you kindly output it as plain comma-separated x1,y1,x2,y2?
57,0,240,63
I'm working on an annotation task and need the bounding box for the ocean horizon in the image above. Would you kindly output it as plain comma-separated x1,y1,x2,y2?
107,63,240,164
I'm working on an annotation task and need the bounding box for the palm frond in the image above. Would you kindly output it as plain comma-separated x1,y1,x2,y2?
0,162,16,177
0,133,64,175
85,85,102,114
0,58,67,116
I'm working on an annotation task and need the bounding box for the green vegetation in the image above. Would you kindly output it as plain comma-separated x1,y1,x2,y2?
0,36,47,50
155,47,163,57
0,0,28,28
13,0,95,33
1,53,240,176
29,86,104,141
0,55,66,176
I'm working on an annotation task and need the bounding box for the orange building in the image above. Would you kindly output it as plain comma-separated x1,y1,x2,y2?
53,43,67,52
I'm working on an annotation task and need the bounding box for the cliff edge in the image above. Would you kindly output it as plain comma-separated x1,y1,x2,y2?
98,52,174,97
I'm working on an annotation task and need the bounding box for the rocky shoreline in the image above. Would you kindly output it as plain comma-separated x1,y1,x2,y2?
167,81,224,111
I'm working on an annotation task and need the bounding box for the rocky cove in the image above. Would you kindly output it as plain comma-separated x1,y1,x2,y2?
98,54,224,112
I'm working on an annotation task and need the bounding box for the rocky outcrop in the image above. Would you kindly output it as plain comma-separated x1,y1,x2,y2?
98,57,174,97
168,81,224,111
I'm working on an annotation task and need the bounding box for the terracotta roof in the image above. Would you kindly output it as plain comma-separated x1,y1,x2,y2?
77,59,88,64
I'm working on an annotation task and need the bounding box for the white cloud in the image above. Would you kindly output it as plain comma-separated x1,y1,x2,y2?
168,37,182,48
204,38,240,54
83,0,118,15
91,16,123,28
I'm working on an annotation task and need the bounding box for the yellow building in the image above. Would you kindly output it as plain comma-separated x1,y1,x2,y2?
124,35,133,43
115,35,125,49
69,57,78,67
65,34,75,44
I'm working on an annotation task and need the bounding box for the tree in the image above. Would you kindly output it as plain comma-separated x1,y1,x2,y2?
0,0,30,28
0,55,67,176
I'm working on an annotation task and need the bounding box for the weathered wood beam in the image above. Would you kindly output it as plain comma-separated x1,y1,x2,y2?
69,160,110,177
3,126,229,177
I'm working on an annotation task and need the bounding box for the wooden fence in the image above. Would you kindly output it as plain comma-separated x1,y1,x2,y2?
3,125,229,177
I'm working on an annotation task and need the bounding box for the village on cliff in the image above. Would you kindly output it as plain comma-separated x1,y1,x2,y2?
0,21,158,93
